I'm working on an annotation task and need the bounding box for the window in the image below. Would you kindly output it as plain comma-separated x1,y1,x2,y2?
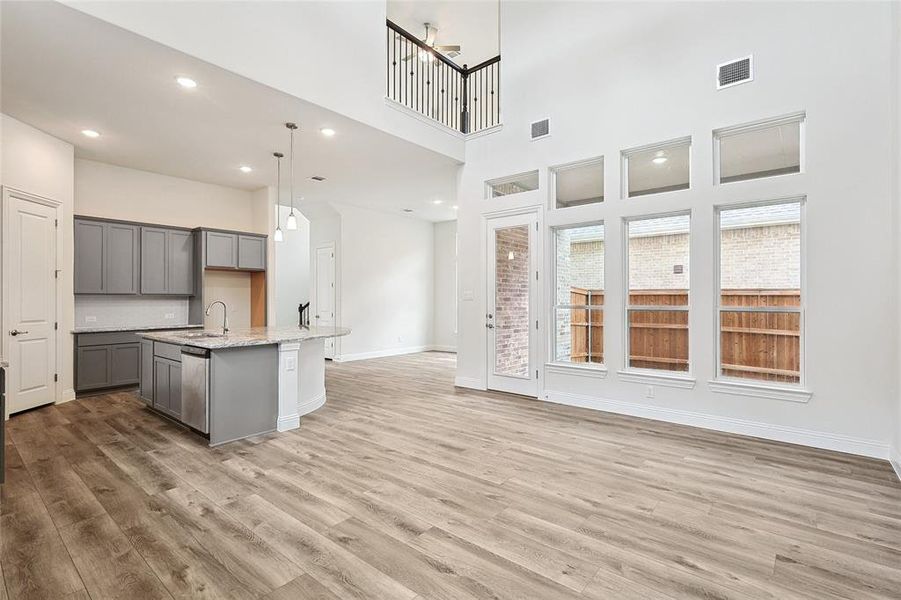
717,199,803,385
551,158,604,209
553,223,604,365
625,213,690,373
715,113,804,184
487,170,539,198
622,137,691,198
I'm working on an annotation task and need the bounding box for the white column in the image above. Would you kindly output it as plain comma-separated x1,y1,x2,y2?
277,342,301,431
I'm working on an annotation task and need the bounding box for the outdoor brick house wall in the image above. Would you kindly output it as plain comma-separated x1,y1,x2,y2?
553,223,799,363
495,226,530,376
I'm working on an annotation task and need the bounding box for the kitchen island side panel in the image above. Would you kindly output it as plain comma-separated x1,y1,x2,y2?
209,345,278,446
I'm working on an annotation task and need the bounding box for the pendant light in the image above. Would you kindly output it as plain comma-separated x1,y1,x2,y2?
285,122,299,230
273,152,284,243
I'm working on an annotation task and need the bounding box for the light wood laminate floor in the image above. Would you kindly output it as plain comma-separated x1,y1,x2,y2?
1,352,900,599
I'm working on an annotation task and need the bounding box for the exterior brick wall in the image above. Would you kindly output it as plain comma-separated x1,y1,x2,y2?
495,226,530,376
720,224,799,289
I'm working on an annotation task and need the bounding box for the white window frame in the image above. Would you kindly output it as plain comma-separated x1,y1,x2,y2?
713,112,806,186
710,196,811,402
549,221,607,373
618,210,695,388
548,156,605,211
485,170,540,199
621,136,692,199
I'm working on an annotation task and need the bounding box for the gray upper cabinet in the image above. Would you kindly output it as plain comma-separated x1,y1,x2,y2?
106,223,140,294
141,227,168,294
205,231,238,268
168,230,195,294
238,235,266,270
75,218,139,295
74,219,106,293
141,226,194,295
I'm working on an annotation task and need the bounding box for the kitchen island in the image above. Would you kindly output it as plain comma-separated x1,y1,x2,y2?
136,326,350,445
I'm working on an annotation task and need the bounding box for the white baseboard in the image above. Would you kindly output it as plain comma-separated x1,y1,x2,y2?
544,390,889,460
454,376,485,391
277,414,300,432
333,345,436,363
430,345,457,353
57,388,76,404
298,390,326,417
891,445,901,484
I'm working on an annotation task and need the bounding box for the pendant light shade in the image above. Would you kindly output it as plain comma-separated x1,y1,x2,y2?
273,151,284,242
286,122,299,230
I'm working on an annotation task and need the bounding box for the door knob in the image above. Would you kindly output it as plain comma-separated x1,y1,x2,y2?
9,329,28,336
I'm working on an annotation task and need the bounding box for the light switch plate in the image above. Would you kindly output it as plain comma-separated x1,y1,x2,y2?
165,313,175,319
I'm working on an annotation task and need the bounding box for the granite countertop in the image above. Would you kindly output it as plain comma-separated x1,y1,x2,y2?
73,324,204,334
136,326,351,349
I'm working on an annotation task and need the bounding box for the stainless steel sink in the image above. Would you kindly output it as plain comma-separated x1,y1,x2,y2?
182,332,225,339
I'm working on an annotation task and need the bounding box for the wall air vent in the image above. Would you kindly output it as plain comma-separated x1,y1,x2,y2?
717,55,753,90
530,118,550,141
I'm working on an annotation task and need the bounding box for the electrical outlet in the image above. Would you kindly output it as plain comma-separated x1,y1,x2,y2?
85,316,97,323
646,385,655,399
165,313,175,319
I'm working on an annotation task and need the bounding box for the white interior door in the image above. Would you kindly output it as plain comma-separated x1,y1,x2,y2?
486,212,538,397
4,189,58,415
314,243,337,359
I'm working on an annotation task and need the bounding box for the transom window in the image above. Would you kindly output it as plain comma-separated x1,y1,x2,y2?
715,113,805,184
486,170,539,198
622,137,691,198
553,223,604,365
624,213,690,373
550,157,604,209
716,199,803,385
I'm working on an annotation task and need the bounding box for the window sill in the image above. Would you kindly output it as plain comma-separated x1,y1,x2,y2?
545,362,608,379
708,379,812,403
617,369,696,389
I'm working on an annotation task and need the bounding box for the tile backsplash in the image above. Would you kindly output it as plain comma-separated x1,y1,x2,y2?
75,296,190,328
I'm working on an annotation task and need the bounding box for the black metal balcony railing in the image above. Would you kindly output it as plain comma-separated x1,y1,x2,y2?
386,19,500,134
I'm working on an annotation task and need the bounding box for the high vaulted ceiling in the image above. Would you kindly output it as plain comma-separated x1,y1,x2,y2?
1,1,460,221
388,0,499,67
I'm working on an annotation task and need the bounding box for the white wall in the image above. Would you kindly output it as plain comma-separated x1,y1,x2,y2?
335,203,434,360
1,113,76,399
457,1,898,458
893,1,901,477
433,220,457,351
273,204,311,327
75,159,258,231
68,1,464,162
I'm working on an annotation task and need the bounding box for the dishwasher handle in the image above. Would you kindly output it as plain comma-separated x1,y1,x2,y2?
181,346,210,358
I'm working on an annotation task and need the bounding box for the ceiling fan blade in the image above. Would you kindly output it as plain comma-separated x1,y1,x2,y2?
434,45,461,52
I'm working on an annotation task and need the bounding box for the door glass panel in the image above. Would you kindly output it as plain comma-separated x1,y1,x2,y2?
494,225,530,377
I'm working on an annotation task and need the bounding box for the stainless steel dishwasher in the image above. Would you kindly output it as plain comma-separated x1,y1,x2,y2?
180,346,210,434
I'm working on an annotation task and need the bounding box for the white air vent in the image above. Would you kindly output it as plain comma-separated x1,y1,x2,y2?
717,55,753,90
530,118,550,140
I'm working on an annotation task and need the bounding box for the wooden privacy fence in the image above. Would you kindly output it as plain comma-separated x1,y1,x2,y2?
569,288,800,383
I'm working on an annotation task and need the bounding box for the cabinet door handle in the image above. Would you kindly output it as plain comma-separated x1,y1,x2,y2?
9,329,28,336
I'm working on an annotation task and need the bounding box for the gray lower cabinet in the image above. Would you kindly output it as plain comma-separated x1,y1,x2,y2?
153,356,182,420
75,332,142,392
237,235,266,270
141,226,194,295
139,339,153,403
76,346,111,390
75,219,140,295
205,231,238,268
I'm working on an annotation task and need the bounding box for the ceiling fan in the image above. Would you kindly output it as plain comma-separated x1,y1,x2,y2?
401,23,461,63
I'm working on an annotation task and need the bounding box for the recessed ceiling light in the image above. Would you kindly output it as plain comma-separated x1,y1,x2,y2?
81,129,100,138
432,199,443,205
176,76,197,89
239,165,253,173
452,205,459,210
652,150,668,165
320,128,336,137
